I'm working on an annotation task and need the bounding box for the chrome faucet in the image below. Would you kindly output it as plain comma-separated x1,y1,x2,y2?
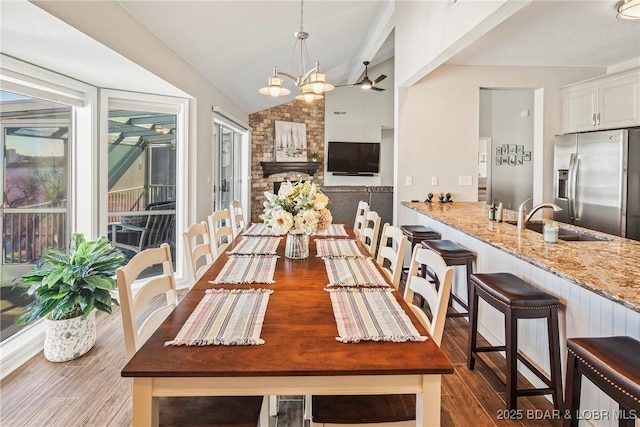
517,198,563,229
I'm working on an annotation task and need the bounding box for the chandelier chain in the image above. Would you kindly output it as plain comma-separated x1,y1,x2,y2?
300,0,304,33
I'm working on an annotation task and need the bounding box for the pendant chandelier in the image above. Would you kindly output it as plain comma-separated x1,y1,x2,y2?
258,0,334,102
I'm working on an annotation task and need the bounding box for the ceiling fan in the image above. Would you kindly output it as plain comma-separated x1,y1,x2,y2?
337,61,387,91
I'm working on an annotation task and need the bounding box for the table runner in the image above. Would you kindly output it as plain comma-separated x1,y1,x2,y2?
165,288,273,346
209,255,277,284
316,239,365,258
228,236,282,255
243,223,279,237
323,257,389,288
313,224,348,237
327,288,427,343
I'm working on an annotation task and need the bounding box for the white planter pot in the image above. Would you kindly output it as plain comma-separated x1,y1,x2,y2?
43,310,96,362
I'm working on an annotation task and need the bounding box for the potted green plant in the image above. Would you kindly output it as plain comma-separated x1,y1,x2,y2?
445,192,452,202
15,233,125,362
310,151,319,162
426,192,434,202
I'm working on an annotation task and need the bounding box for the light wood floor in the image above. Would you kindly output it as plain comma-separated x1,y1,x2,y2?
1,297,562,427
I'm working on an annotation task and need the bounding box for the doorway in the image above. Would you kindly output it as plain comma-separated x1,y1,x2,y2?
213,120,248,215
479,88,535,209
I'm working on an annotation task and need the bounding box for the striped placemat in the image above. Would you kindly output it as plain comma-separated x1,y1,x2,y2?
316,239,365,258
323,257,389,288
228,236,282,255
165,288,273,346
243,223,280,237
314,224,348,237
326,288,427,343
209,255,277,284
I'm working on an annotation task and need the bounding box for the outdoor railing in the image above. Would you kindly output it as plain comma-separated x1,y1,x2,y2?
3,185,176,265
3,207,67,264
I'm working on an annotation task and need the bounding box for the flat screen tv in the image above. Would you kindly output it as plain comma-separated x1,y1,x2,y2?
327,141,380,175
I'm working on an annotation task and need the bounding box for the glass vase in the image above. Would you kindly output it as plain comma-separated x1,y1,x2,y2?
285,231,309,259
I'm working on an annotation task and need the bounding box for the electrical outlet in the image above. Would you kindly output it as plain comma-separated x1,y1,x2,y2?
431,176,438,186
405,176,413,186
459,176,473,186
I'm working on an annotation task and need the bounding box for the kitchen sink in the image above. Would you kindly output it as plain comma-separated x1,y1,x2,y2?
504,221,613,242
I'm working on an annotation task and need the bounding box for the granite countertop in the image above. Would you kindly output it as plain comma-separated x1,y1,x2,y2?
403,201,640,313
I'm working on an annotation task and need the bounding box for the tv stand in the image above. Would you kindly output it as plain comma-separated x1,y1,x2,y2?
332,172,374,177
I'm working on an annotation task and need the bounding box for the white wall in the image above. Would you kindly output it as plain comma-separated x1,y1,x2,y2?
395,65,604,227
324,59,394,186
32,0,249,224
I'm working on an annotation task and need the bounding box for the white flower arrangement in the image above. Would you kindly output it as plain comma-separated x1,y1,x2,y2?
260,180,332,235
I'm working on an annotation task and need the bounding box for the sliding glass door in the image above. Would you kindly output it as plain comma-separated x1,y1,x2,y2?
214,122,243,212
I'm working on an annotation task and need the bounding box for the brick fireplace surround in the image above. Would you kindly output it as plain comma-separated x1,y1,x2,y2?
248,98,325,222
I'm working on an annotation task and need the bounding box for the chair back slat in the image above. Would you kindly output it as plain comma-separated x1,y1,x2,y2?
116,243,177,360
375,223,408,290
360,210,381,257
404,247,453,346
208,209,234,258
353,200,369,239
229,200,246,238
183,221,214,285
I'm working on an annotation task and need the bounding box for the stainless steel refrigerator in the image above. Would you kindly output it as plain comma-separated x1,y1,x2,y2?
553,128,640,241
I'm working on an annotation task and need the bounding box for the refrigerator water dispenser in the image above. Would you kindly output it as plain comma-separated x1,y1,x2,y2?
557,169,568,199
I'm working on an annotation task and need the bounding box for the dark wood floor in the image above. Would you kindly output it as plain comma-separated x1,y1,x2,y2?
0,293,562,427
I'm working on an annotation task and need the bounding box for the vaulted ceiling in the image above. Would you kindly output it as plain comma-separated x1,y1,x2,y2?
1,1,638,115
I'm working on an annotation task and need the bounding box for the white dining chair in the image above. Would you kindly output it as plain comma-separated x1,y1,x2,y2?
229,199,246,238
208,208,234,259
359,210,381,257
310,246,453,426
182,221,214,286
353,200,369,239
116,243,268,426
375,223,408,290
117,243,178,360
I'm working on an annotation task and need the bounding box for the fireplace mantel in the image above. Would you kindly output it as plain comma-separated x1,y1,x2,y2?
260,162,320,178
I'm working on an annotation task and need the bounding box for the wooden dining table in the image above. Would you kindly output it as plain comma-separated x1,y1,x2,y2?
121,225,454,426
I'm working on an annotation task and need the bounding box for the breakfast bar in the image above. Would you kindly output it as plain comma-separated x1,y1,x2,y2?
403,201,640,419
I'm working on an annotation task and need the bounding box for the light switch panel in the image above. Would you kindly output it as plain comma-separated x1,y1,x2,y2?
406,176,413,186
431,176,438,186
459,176,473,186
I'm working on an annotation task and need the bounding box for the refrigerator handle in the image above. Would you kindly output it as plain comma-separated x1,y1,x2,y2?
568,153,579,223
567,154,574,222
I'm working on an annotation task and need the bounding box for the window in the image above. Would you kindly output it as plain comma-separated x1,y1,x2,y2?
0,91,71,341
101,92,188,283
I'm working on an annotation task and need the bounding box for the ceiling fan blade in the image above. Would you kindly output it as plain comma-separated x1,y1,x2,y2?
374,74,387,84
371,86,385,91
334,83,358,88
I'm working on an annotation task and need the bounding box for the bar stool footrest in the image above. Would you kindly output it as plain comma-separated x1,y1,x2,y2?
474,345,507,353
518,388,556,397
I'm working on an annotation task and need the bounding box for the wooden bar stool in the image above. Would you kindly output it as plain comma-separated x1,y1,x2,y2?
421,239,475,317
467,272,563,412
564,336,640,427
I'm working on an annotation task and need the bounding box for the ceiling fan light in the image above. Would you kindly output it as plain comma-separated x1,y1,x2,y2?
360,77,373,90
617,0,640,20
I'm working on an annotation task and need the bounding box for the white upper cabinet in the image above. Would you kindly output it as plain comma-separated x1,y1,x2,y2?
561,68,640,134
